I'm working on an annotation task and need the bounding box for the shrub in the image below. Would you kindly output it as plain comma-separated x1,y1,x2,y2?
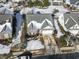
59,35,67,47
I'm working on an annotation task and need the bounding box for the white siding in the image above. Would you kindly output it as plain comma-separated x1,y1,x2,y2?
20,56,26,59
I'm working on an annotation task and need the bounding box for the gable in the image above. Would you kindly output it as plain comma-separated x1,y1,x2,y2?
0,24,5,32
65,17,76,29
1,24,12,34
41,19,53,29
41,20,49,29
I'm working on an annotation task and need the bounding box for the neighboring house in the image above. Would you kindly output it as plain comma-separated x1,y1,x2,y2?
64,0,79,5
41,19,54,35
64,12,79,35
49,0,63,5
75,1,79,9
12,0,25,2
26,0,43,2
64,12,79,30
25,14,54,35
0,14,12,40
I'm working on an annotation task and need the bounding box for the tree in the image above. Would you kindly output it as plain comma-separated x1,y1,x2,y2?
66,4,70,8
43,0,50,7
28,0,34,7
33,0,43,6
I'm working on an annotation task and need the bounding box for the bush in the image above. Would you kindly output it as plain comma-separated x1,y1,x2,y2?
66,4,70,8
59,35,67,47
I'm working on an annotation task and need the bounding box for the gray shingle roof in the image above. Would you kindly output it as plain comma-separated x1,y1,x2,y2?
0,14,12,24
64,12,79,29
65,17,76,29
26,14,53,25
26,14,53,34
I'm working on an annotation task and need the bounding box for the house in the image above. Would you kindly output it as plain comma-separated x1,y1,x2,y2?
0,14,12,42
64,0,79,5
25,14,54,35
23,14,57,55
64,12,79,35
